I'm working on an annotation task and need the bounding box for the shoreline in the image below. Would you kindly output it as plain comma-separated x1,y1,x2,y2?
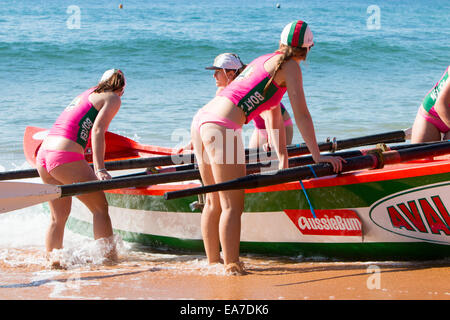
1,248,449,301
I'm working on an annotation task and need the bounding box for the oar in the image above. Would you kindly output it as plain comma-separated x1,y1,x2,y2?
0,168,202,214
139,140,434,176
164,141,450,200
0,140,440,214
283,129,405,157
1,129,406,181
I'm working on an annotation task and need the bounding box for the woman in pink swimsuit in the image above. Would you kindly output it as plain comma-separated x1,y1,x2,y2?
206,52,294,151
249,102,294,149
177,53,248,152
206,52,247,96
179,53,294,153
191,21,345,274
411,66,450,142
36,69,125,268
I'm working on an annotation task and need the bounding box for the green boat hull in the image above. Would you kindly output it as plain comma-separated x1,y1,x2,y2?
66,170,450,260
67,216,450,260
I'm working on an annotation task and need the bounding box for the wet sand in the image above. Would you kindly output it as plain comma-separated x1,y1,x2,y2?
1,248,449,301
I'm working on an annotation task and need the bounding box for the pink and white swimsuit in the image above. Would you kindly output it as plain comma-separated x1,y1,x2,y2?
252,103,293,130
419,66,450,133
37,87,99,172
218,52,287,124
193,52,288,133
47,87,99,149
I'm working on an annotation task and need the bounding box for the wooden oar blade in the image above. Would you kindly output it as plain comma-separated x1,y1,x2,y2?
0,182,61,214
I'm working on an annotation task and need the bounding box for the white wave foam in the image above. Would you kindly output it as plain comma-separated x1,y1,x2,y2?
0,206,49,248
47,234,130,269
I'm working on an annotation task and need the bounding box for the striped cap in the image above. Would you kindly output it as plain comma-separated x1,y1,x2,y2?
280,20,314,48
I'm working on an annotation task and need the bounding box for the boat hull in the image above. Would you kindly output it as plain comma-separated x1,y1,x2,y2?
25,126,450,259
66,167,450,260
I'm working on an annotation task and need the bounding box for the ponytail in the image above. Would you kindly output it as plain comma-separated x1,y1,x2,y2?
263,45,308,96
94,70,126,94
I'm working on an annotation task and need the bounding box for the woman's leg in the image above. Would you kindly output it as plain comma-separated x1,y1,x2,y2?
49,160,113,242
249,128,267,149
248,129,260,149
285,125,294,145
411,108,442,143
37,165,72,254
191,124,222,263
201,124,246,267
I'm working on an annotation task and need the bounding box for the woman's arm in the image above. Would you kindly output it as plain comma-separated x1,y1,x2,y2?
260,105,288,169
281,106,294,145
283,59,344,172
91,93,121,180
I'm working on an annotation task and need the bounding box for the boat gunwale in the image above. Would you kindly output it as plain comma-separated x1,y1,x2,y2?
106,156,450,196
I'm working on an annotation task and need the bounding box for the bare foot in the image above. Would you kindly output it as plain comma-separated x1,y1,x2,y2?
49,260,67,270
45,255,66,270
104,248,118,265
98,235,119,264
225,261,247,275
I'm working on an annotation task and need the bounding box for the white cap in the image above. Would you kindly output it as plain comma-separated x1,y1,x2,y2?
99,68,126,87
205,53,244,70
100,69,116,82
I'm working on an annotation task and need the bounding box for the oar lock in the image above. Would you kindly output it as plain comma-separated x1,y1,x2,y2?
145,167,159,174
190,183,205,212
366,143,390,169
326,137,338,152
189,200,204,212
190,192,205,212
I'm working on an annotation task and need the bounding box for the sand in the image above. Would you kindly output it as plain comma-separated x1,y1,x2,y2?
1,248,449,301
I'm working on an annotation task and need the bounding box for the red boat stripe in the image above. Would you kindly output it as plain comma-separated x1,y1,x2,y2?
107,158,450,196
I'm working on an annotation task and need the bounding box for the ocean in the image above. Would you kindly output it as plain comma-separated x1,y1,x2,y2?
0,0,449,297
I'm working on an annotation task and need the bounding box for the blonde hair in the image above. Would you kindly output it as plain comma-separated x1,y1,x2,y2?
94,70,126,94
263,44,308,96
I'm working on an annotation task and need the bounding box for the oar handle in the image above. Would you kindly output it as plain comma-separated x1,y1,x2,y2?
0,168,38,180
164,155,379,200
91,130,407,170
60,151,372,198
109,141,434,179
1,129,406,181
248,141,434,174
111,141,431,178
59,168,201,198
164,140,450,200
329,130,405,150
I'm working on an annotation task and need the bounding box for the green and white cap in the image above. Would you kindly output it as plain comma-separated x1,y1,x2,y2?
280,20,314,48
205,53,244,70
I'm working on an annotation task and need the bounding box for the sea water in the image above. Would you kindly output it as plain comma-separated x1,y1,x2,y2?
0,0,449,271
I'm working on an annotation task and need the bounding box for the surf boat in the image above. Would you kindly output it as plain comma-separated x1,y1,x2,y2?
12,126,450,260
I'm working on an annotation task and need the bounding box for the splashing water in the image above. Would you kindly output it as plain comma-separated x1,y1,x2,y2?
46,234,129,269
